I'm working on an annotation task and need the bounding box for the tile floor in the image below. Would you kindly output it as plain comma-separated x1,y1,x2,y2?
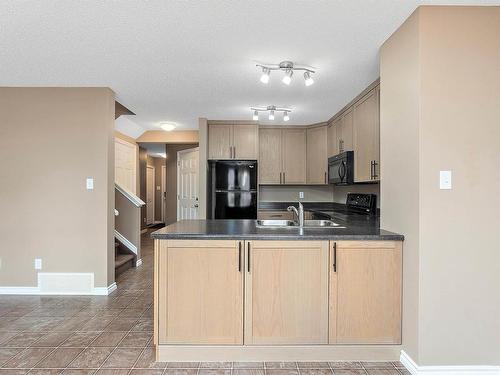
0,231,409,375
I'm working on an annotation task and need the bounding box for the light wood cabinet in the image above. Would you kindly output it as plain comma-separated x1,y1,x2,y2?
157,240,243,345
208,123,258,160
208,124,232,159
353,87,380,182
306,125,328,184
233,124,259,159
259,128,282,184
327,119,339,157
329,241,402,344
338,109,354,153
282,128,307,184
259,128,306,185
244,240,329,345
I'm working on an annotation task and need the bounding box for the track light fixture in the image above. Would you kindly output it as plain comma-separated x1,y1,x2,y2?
251,106,292,122
260,67,270,84
252,110,259,121
256,61,315,86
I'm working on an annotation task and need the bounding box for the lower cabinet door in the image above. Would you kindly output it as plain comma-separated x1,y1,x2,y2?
330,241,402,344
244,240,329,345
158,240,244,344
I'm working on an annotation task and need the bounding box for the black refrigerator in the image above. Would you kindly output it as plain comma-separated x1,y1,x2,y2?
207,160,258,219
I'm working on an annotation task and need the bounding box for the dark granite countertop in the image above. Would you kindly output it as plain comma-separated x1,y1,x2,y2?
151,219,403,241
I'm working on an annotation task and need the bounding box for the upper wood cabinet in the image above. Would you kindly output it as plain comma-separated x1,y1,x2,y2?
259,128,282,184
259,128,306,185
306,125,328,184
208,123,258,160
157,240,243,345
339,109,354,153
244,240,329,345
233,124,259,159
208,124,232,159
282,128,307,184
329,241,402,344
353,87,380,182
327,119,339,157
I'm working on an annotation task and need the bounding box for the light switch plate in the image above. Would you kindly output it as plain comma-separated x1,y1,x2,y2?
86,178,94,190
34,258,42,270
299,191,304,199
440,171,452,190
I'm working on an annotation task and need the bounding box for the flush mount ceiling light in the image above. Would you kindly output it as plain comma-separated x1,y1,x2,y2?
256,61,315,86
160,122,176,131
251,106,292,122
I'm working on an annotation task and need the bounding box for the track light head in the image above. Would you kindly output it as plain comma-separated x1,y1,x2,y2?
282,69,293,85
260,67,270,84
269,110,275,121
252,110,259,121
283,111,290,122
304,71,314,86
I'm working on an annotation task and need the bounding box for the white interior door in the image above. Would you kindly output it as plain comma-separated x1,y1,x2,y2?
146,166,155,225
161,165,166,223
177,147,199,221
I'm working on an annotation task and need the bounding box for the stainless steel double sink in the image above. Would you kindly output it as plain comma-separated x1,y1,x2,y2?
256,219,345,229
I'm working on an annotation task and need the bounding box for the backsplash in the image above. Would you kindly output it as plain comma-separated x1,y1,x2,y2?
259,183,380,207
259,185,334,202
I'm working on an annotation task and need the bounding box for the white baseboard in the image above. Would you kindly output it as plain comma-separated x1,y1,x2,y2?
0,273,117,296
401,350,500,375
135,258,143,267
94,282,117,295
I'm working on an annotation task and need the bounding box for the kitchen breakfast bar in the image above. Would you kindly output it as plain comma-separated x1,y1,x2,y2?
151,219,404,362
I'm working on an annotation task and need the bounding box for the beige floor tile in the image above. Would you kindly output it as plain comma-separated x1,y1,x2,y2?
331,370,367,375
32,333,72,347
2,347,52,368
3,333,45,348
364,370,400,375
91,332,126,347
266,370,299,375
198,370,231,375
298,370,333,375
361,363,395,369
328,363,363,370
0,348,23,366
101,347,142,368
68,347,114,368
163,370,198,375
118,332,151,348
165,363,199,369
61,333,99,348
61,370,96,375
265,363,298,369
94,371,129,375
200,362,232,369
233,369,265,375
134,348,166,369
129,370,164,375
297,363,330,369
35,348,83,368
233,363,264,369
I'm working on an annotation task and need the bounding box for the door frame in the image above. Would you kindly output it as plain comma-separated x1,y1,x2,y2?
146,165,155,225
161,165,166,223
177,147,200,221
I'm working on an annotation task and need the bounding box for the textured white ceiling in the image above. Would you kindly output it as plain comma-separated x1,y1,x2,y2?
2,0,499,136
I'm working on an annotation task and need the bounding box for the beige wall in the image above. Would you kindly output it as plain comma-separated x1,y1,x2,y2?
0,88,115,289
381,6,500,366
380,8,421,363
136,130,198,143
198,118,208,219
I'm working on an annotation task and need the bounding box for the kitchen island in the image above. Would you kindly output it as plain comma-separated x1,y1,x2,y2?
151,219,403,362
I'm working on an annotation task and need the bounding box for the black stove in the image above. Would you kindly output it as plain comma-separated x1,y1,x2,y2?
312,193,377,221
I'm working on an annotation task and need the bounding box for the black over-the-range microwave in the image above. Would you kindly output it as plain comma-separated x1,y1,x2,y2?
328,151,354,185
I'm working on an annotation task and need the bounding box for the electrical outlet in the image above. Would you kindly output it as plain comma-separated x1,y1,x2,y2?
34,258,42,270
299,191,304,199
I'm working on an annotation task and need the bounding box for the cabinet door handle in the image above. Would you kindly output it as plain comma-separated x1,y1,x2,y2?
238,242,242,272
279,172,282,184
333,242,337,272
324,171,327,184
233,146,236,159
370,161,374,180
283,172,286,184
247,242,251,273
373,161,378,179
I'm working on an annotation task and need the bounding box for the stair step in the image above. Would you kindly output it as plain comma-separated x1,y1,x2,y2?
115,253,134,268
